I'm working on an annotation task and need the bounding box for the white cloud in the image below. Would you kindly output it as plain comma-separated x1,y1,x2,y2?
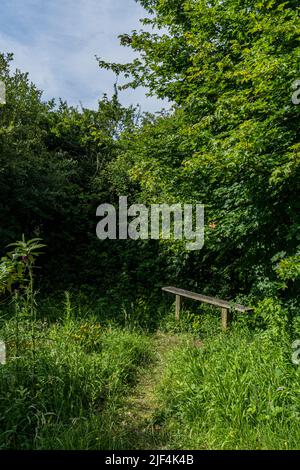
0,0,169,112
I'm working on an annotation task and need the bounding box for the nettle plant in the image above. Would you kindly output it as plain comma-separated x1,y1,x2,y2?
0,236,46,361
0,235,45,315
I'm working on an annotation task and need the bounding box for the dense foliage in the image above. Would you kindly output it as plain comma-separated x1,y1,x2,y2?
0,0,299,451
101,0,300,302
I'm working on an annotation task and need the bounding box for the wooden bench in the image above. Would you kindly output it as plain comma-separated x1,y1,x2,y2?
162,286,253,331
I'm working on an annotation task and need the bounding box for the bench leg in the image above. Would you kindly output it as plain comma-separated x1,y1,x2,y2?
175,295,181,321
221,307,231,331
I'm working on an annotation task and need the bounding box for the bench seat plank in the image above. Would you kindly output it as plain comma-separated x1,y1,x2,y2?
162,286,253,312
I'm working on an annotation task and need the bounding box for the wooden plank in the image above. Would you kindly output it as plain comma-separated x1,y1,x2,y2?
162,286,253,313
175,295,181,321
221,307,230,331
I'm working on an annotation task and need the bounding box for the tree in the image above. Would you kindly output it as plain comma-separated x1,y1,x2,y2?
102,0,300,298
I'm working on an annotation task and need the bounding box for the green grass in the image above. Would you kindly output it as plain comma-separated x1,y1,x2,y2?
154,326,300,449
0,316,152,449
1,296,300,450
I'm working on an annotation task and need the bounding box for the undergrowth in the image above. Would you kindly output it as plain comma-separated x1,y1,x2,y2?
0,309,152,449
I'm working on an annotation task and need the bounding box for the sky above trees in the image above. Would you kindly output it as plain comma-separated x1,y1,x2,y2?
0,0,168,112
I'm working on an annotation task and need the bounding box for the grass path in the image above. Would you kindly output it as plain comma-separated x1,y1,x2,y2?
117,331,200,450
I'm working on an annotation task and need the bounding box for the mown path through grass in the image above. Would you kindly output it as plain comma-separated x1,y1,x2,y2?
116,332,200,450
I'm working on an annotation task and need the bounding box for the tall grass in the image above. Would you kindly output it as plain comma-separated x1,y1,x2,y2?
154,299,300,449
1,292,300,450
0,303,152,449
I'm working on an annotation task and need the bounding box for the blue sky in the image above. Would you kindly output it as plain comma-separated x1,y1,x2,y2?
0,0,168,112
